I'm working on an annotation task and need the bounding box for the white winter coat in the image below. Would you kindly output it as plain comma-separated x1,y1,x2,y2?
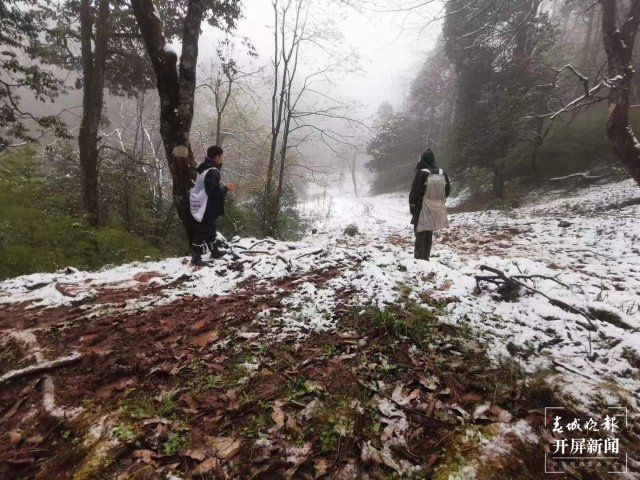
417,169,449,232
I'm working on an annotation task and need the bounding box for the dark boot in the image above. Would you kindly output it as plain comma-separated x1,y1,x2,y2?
207,242,226,259
191,244,210,266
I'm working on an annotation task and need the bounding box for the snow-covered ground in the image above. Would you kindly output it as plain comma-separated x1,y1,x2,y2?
2,178,639,413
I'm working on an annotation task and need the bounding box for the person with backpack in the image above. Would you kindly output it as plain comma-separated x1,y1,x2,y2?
409,148,451,261
190,145,234,266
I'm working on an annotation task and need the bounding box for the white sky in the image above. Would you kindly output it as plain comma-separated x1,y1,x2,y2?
200,0,444,116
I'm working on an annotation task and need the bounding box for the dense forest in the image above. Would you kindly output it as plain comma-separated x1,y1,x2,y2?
2,0,640,278
367,0,640,198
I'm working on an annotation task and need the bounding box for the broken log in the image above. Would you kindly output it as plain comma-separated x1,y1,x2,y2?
0,352,82,385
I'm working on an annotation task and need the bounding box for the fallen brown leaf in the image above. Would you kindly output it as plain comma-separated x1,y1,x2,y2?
488,404,512,423
205,436,241,460
271,403,286,429
314,458,329,478
132,449,157,464
184,449,207,461
9,430,22,445
191,457,220,476
425,399,437,418
193,330,219,347
460,391,483,405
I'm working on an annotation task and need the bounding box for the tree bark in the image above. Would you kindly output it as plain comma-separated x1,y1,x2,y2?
600,0,640,185
79,0,110,226
215,72,233,146
263,0,287,237
530,116,544,172
132,0,202,243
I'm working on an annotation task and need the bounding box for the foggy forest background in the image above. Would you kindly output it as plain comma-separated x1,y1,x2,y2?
1,0,639,279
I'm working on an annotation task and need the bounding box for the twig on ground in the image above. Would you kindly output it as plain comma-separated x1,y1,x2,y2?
245,239,276,251
549,172,605,181
511,274,571,289
295,248,325,260
0,352,82,385
572,249,616,261
551,360,593,380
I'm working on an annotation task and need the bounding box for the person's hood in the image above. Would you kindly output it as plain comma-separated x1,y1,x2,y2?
416,149,436,171
197,157,220,173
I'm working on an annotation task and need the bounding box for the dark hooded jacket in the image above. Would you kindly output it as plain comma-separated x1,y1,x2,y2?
409,150,451,225
197,157,228,220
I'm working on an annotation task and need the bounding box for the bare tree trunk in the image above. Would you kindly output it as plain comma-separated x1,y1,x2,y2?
132,0,203,243
79,0,110,226
575,5,597,97
274,107,292,227
589,9,603,67
350,156,358,197
215,73,233,146
263,0,305,237
600,0,640,185
263,0,285,236
530,116,544,172
426,104,434,147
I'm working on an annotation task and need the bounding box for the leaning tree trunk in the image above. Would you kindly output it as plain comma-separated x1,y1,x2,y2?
350,158,358,198
600,0,640,185
78,0,110,226
132,0,202,243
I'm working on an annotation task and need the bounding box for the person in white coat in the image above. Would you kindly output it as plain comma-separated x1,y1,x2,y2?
409,149,451,260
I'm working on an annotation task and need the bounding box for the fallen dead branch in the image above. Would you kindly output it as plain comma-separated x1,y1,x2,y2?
4,330,84,418
0,352,82,385
244,239,276,251
475,265,597,356
295,248,325,260
550,360,593,380
549,172,605,181
510,274,571,290
572,249,616,261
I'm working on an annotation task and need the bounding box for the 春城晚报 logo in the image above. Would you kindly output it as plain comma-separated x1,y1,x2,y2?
544,406,628,474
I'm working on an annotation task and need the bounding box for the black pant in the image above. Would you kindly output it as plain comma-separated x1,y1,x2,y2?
414,227,433,260
192,212,218,258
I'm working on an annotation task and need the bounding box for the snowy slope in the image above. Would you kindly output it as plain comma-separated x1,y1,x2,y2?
1,179,639,413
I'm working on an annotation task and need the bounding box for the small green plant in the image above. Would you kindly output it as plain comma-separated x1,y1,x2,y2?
158,398,179,419
190,373,222,394
322,343,338,357
319,428,338,453
163,433,186,455
113,424,134,441
286,378,320,400
242,409,272,439
367,301,440,348
318,414,354,453
122,389,157,419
